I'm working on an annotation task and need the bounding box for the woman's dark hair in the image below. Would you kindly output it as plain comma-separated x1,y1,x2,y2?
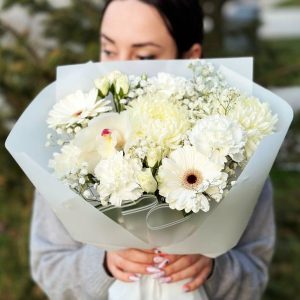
101,0,204,58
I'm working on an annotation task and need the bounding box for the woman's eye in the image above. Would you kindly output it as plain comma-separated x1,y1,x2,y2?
137,55,156,60
102,49,116,57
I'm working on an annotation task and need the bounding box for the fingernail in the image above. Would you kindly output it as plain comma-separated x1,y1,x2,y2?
129,275,140,282
154,249,162,254
159,276,171,284
146,266,161,273
182,286,189,292
151,271,165,279
135,273,142,278
153,256,164,264
158,259,169,269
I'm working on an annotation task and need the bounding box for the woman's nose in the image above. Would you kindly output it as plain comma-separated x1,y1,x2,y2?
118,50,133,61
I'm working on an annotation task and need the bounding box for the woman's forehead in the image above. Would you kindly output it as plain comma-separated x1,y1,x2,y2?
101,0,171,45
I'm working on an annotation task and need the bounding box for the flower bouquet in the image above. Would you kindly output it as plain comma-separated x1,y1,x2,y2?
5,58,293,300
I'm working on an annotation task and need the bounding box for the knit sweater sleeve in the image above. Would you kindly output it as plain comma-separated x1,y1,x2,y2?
204,179,275,300
30,191,115,300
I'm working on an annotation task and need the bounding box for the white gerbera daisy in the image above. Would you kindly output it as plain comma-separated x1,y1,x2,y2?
228,96,278,159
73,112,130,172
189,115,247,166
94,152,143,206
47,88,112,129
158,146,228,213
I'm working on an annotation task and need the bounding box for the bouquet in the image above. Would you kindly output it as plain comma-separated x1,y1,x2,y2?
5,58,293,300
47,61,276,217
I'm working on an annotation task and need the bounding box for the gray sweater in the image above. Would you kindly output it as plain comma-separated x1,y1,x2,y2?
30,180,275,300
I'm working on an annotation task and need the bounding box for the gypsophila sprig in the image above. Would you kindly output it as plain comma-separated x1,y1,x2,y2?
47,62,277,213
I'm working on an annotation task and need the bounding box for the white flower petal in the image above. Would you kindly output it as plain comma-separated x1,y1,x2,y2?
73,112,130,172
189,115,247,166
228,96,277,159
127,92,191,166
47,88,112,129
158,146,227,213
49,143,84,179
94,152,143,206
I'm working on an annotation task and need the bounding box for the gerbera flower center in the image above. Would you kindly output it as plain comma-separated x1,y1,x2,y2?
187,174,197,184
73,110,82,117
182,169,203,190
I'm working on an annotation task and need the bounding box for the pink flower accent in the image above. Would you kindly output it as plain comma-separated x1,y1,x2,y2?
101,128,112,136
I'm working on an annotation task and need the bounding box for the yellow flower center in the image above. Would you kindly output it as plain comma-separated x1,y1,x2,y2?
149,108,167,121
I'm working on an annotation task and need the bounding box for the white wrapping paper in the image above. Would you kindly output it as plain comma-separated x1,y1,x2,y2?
109,277,209,300
5,58,293,299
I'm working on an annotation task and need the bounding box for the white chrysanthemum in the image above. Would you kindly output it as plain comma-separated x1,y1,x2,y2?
47,88,112,129
49,143,84,179
189,115,247,166
94,152,143,206
147,73,189,100
205,172,228,202
228,96,278,159
73,112,130,172
127,93,191,167
158,146,228,213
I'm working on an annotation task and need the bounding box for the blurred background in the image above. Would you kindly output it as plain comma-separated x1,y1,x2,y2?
0,0,299,299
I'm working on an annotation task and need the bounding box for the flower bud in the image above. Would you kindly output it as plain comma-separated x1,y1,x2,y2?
107,70,122,84
147,148,161,168
94,77,110,97
137,168,157,193
115,74,129,96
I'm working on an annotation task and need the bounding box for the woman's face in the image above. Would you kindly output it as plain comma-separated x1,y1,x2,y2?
100,0,178,61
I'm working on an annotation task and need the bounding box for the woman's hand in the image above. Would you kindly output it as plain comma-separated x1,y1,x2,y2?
159,254,213,292
106,248,157,282
106,249,213,291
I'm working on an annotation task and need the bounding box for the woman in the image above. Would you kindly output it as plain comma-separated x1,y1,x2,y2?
31,1,275,299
